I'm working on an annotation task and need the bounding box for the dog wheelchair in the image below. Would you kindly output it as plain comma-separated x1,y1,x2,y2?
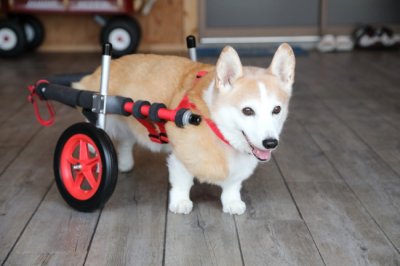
27,36,200,212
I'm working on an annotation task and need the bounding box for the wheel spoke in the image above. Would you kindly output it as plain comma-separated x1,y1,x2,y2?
85,156,101,169
82,170,99,189
74,172,85,188
79,140,89,160
66,155,79,165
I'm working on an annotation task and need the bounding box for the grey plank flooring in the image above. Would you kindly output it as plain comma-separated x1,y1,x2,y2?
275,120,400,265
236,162,324,266
0,105,81,263
1,50,399,266
5,185,99,265
85,150,168,266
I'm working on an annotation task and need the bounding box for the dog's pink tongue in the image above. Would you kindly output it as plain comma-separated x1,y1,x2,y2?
253,148,271,161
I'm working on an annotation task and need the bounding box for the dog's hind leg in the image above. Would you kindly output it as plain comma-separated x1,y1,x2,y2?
116,138,136,172
167,154,194,214
105,116,136,172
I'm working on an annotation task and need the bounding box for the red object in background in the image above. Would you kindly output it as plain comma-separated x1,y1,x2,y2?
1,0,135,14
0,0,142,58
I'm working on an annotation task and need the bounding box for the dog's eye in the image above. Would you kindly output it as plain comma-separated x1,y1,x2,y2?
242,107,255,116
272,106,281,115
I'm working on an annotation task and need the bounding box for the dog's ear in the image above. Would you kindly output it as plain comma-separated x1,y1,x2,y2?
216,46,243,93
269,43,295,94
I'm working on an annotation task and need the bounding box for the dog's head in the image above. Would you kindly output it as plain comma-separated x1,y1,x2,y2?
210,44,295,161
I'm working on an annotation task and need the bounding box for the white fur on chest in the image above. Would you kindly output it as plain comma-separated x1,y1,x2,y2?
221,148,258,185
214,147,258,215
203,79,259,185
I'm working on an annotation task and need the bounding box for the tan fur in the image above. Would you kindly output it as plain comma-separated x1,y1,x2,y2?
76,54,229,182
166,70,229,182
75,45,294,184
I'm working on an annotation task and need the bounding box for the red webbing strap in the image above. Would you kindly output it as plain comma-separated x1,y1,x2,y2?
156,122,169,143
27,80,55,127
177,95,230,146
176,71,230,146
135,120,168,144
204,118,230,146
136,118,163,144
196,70,208,79
177,70,208,110
177,95,196,110
134,70,213,145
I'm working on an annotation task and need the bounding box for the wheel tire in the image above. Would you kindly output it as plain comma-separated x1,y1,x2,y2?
54,122,118,212
0,19,27,57
100,16,141,57
20,15,45,50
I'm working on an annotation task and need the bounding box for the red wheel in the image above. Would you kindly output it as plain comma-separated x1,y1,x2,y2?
54,123,118,212
60,133,103,200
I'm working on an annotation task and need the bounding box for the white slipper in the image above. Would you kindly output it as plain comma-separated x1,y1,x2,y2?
317,34,335,52
336,35,354,51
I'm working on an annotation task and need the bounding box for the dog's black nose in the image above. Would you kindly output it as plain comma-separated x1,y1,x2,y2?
263,138,278,149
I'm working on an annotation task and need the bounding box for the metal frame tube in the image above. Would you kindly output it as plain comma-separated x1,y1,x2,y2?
96,43,112,129
186,35,197,62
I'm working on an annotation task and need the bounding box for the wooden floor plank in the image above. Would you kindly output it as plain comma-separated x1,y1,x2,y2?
0,52,100,265
335,53,400,125
293,101,400,249
300,52,400,126
302,53,400,176
85,149,168,266
291,61,400,250
235,161,324,266
274,120,400,265
0,105,81,264
0,103,42,147
0,105,42,174
322,97,400,176
164,184,243,266
0,53,98,116
4,185,100,266
0,87,27,124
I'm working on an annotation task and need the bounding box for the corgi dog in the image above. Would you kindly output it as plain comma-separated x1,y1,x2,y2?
74,44,295,215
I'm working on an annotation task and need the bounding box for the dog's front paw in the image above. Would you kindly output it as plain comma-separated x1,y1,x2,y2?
169,199,193,214
223,200,246,215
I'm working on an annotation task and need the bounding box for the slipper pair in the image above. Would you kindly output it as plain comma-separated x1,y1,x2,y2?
353,26,399,49
317,35,354,53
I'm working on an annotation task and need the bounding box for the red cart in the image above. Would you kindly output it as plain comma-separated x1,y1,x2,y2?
0,0,141,57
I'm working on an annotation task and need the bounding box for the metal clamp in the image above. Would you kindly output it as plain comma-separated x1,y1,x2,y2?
92,94,106,114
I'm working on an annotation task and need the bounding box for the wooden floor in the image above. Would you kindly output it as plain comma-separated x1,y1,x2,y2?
0,49,399,266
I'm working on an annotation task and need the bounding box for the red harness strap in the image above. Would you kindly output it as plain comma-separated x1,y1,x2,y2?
131,102,169,144
136,118,166,144
177,95,230,146
27,80,56,127
204,118,230,146
177,71,230,146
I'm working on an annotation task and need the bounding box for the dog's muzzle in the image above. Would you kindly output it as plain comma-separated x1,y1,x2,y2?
242,132,273,161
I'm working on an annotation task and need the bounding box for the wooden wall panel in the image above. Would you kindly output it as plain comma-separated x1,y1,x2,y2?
37,0,199,53
38,14,101,52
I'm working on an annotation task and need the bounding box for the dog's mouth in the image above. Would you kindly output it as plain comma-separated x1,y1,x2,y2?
242,131,271,161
